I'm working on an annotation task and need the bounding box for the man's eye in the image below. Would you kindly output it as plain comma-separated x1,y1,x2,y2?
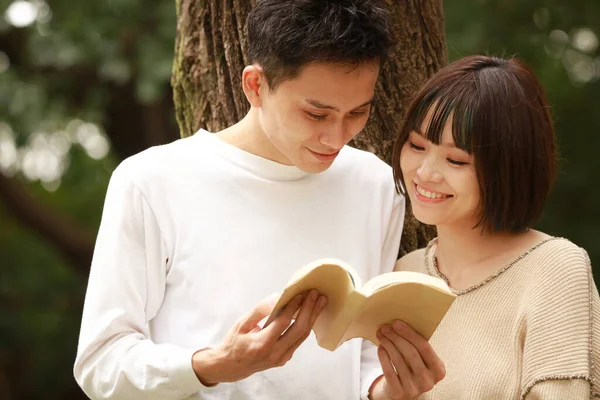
409,142,424,151
306,112,327,121
349,111,368,118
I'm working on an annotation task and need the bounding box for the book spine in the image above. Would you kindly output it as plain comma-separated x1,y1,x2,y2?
316,291,367,351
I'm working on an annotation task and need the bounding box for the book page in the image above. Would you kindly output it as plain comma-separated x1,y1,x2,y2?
360,271,451,296
265,259,359,331
286,258,363,288
343,280,456,345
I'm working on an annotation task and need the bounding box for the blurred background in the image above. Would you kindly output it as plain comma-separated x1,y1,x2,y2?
0,0,598,398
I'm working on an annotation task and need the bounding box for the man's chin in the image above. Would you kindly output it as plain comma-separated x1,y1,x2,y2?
298,160,335,174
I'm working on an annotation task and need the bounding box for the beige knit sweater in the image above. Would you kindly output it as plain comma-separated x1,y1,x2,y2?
395,237,600,399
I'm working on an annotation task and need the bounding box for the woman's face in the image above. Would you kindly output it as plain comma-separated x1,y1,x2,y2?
400,112,480,229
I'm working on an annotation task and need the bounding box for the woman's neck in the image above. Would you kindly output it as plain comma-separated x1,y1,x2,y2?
435,224,503,270
433,224,547,290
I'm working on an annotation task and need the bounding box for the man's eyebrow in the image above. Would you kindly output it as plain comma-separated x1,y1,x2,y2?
304,98,375,112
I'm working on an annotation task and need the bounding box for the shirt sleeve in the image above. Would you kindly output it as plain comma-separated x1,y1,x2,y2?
73,163,209,399
521,245,600,399
360,192,405,399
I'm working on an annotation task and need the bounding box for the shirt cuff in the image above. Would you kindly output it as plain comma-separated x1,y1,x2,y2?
361,369,383,400
166,347,210,395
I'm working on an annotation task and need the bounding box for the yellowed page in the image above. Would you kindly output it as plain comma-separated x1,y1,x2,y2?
316,290,366,351
265,259,359,346
361,271,450,296
342,280,456,345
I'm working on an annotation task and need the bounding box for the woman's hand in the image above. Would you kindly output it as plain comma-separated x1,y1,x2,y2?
370,321,445,400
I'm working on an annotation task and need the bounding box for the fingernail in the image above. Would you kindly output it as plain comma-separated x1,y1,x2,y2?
317,295,327,308
381,325,392,335
310,290,318,300
393,320,406,331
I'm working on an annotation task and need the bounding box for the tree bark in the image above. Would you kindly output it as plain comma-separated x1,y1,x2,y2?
172,0,446,256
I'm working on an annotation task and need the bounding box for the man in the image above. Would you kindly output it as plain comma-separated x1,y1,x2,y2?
74,0,445,398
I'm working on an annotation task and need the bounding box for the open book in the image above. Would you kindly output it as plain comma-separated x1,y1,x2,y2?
265,258,456,351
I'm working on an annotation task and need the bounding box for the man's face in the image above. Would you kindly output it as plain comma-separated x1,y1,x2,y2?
257,61,380,173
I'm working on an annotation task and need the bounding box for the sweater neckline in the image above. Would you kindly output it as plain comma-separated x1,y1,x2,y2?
194,129,311,182
424,236,561,296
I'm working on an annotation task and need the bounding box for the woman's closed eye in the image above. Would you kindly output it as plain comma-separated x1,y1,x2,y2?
447,158,468,166
409,142,424,151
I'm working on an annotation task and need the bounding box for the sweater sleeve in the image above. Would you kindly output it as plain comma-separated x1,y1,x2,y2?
360,193,405,399
524,378,591,399
521,244,600,399
73,163,209,399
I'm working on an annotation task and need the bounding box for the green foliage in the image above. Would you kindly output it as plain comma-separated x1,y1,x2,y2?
0,216,85,398
0,0,175,398
444,0,600,271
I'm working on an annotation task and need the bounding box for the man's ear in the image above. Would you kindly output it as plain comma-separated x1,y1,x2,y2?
242,65,266,108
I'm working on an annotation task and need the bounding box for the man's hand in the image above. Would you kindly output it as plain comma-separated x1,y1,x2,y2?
192,289,327,385
369,321,445,400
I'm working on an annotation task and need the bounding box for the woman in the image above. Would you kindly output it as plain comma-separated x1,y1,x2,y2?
386,55,600,398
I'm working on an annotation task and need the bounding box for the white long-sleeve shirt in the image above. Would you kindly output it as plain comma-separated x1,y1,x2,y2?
74,130,405,399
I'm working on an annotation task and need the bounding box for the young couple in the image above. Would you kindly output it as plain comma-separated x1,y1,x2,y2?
74,0,600,399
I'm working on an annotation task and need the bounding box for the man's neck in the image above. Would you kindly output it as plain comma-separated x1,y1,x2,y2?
215,111,292,165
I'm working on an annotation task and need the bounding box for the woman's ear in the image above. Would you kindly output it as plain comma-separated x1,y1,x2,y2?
242,65,266,108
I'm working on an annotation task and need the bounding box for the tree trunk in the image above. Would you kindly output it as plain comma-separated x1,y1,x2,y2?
172,0,446,256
